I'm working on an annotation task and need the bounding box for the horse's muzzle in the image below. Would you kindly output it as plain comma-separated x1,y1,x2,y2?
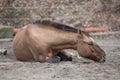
99,55,106,63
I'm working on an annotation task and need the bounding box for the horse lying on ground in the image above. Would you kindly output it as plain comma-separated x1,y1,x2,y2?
13,20,106,63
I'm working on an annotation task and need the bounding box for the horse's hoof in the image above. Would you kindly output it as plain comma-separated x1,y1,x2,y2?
46,56,61,63
62,57,72,61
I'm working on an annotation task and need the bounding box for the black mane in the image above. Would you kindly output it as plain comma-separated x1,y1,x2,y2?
33,20,77,32
33,20,90,36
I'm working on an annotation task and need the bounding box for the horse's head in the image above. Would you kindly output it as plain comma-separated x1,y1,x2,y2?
77,31,106,62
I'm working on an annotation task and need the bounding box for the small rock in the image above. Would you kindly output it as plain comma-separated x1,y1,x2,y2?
0,49,7,55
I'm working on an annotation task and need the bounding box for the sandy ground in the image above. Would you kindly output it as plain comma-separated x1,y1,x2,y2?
0,38,120,80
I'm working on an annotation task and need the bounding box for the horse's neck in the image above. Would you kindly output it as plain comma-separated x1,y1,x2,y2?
53,32,78,50
64,32,78,44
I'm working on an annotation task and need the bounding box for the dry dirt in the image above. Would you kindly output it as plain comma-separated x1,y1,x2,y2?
0,38,120,80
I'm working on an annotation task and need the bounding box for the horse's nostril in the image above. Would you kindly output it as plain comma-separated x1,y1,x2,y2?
100,56,106,62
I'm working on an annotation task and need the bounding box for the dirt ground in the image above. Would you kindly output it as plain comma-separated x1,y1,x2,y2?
0,38,120,80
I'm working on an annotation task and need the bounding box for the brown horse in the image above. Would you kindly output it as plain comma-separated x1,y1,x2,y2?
13,20,106,63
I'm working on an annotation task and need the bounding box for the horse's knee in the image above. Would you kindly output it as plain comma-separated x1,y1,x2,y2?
38,55,46,62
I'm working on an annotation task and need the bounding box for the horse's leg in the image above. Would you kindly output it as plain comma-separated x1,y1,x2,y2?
38,50,72,63
36,54,61,63
29,47,47,62
57,51,72,61
45,56,61,63
38,55,46,62
40,49,61,63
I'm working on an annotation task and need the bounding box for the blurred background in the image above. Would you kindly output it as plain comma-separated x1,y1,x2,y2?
0,0,120,38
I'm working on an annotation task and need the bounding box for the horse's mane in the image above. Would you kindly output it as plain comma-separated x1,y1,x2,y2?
33,20,90,36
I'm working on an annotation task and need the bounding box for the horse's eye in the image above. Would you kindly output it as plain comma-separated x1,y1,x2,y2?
88,42,93,45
